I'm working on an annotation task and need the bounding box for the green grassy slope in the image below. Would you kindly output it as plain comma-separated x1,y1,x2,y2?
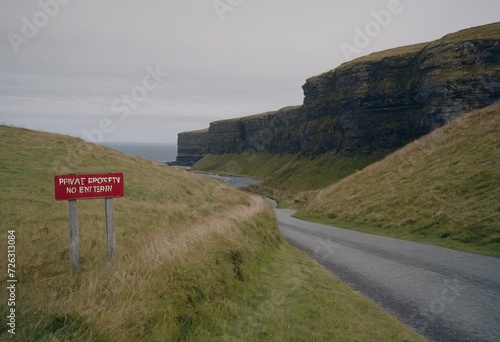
0,126,423,341
298,103,500,257
193,152,296,179
193,151,390,205
201,243,422,342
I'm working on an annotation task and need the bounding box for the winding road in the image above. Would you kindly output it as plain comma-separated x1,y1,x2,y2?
200,173,500,341
276,208,500,342
194,172,262,188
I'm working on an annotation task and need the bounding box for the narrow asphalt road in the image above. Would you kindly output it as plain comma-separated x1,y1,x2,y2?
276,208,500,342
198,173,500,341
194,172,262,188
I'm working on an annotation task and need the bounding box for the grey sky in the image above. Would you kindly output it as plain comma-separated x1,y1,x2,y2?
1,0,498,142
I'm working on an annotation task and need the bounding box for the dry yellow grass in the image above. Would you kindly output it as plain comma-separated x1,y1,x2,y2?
0,126,277,340
138,196,266,264
0,126,424,341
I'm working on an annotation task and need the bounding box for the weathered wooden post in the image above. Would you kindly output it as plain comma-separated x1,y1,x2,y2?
68,199,79,272
105,197,115,263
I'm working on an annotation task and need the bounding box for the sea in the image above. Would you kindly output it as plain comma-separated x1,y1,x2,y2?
99,142,178,164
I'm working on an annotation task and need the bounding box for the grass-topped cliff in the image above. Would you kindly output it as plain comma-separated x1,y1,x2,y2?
310,21,500,81
179,22,500,168
0,126,423,341
298,103,500,257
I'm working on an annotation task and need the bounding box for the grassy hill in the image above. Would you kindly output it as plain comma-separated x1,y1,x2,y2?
298,103,500,257
0,126,423,341
193,151,390,205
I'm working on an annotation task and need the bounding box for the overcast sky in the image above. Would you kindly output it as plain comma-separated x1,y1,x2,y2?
1,1,498,143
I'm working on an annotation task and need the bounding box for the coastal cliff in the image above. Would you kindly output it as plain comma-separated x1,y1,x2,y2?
175,129,209,165
174,23,500,165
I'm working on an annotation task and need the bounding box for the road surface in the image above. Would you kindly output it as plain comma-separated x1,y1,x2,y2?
194,172,262,188
276,208,500,342
200,174,500,341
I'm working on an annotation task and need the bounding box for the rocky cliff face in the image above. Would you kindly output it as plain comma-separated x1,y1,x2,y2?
174,23,500,165
174,106,305,166
206,106,305,154
174,129,209,165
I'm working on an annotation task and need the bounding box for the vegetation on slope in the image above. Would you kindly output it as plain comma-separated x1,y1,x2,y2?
194,150,390,205
193,152,295,179
298,103,500,257
0,126,423,341
206,243,423,342
0,125,274,341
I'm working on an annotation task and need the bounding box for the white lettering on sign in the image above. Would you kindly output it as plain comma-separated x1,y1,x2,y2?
78,186,113,193
87,177,121,185
59,177,86,186
54,173,124,201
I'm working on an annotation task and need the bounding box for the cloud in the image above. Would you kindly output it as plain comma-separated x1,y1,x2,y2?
1,0,499,142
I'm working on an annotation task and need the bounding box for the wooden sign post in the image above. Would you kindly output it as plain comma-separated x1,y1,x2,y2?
68,199,79,272
105,198,115,263
54,173,124,272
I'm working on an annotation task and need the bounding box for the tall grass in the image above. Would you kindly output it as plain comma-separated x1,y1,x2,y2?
0,126,279,340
